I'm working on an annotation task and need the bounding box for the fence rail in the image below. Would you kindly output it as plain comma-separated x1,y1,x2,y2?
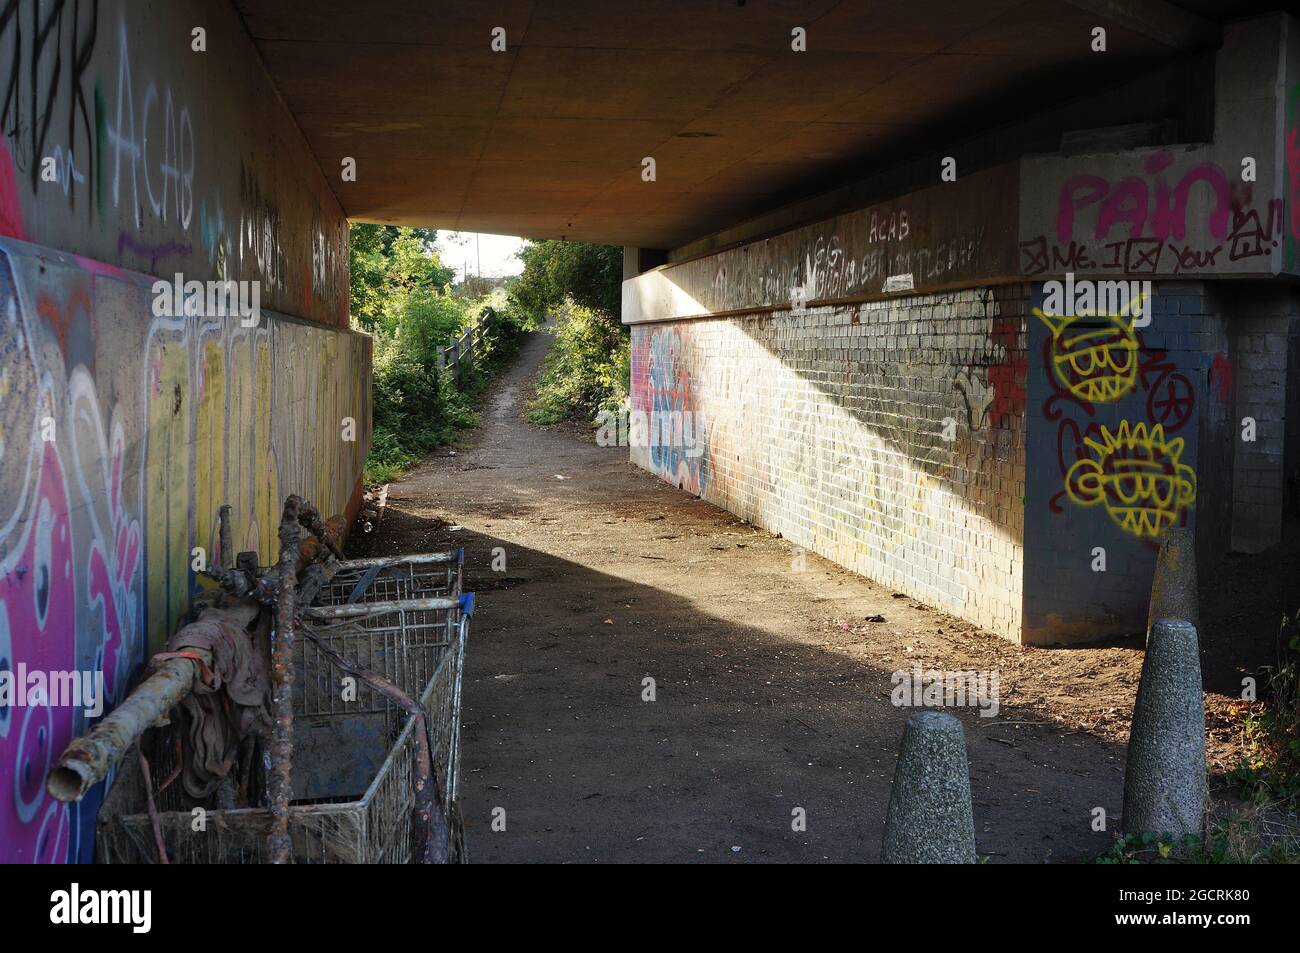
437,308,496,384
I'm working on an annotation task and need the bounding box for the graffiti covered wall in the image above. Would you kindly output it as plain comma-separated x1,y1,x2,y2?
623,165,1019,324
0,237,369,863
0,0,367,862
0,0,348,326
630,287,1029,641
1018,19,1290,285
1022,281,1222,643
1019,146,1284,282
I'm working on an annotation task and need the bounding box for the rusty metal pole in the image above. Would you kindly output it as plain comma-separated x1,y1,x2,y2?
296,499,345,561
267,496,303,864
47,654,208,802
217,504,233,570
46,602,257,802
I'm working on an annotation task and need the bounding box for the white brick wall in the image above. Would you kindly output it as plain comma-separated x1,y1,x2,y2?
630,286,1029,640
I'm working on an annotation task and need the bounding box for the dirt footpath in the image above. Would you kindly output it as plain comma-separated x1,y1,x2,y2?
350,329,1249,864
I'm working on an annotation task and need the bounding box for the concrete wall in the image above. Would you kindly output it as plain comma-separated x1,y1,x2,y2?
624,17,1300,648
1018,17,1289,283
625,164,1019,323
1225,286,1298,553
630,287,1028,641
0,0,348,325
1023,282,1223,643
0,0,368,863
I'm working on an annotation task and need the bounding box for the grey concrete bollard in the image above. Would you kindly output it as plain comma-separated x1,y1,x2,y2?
1122,619,1206,841
1147,527,1199,638
881,711,977,863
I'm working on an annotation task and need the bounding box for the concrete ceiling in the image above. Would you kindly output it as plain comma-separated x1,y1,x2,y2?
233,0,1256,249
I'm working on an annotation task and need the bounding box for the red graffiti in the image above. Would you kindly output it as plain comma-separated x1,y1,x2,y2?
35,284,93,358
1210,352,1233,403
987,320,1026,421
1056,150,1231,245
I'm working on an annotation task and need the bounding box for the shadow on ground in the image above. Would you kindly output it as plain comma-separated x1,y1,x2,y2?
344,331,1149,863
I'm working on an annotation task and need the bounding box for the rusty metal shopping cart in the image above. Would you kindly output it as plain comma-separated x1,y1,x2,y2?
76,499,475,863
96,551,474,864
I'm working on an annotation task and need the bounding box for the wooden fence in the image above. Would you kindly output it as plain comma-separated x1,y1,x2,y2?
437,308,496,384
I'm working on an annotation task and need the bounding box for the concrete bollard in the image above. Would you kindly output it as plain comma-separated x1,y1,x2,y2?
1147,527,1199,638
1122,619,1206,841
881,711,977,863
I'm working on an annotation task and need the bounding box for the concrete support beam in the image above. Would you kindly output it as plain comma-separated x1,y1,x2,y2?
623,247,667,282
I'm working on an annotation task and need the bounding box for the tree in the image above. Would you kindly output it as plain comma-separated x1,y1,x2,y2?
510,241,622,322
349,224,454,330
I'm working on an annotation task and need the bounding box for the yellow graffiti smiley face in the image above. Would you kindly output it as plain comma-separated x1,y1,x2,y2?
1065,421,1196,538
1034,303,1139,404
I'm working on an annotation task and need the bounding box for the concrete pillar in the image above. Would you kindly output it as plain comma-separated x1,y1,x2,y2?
1229,288,1297,553
881,712,977,864
1123,619,1206,841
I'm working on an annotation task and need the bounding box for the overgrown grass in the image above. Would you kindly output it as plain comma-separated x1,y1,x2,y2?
528,302,630,426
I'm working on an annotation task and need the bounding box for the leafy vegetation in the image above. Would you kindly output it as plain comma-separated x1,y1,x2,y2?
350,231,627,483
1096,815,1300,864
350,225,535,484
1231,611,1300,803
527,303,631,425
349,224,453,332
509,240,630,425
512,240,623,318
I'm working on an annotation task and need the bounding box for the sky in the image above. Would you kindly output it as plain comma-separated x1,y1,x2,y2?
436,231,526,280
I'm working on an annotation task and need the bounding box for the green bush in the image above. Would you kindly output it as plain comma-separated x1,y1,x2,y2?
528,303,630,425
360,287,544,484
366,339,461,484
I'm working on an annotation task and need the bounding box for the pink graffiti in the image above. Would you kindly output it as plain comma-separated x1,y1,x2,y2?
0,441,77,863
71,255,132,282
1057,150,1231,245
0,142,26,241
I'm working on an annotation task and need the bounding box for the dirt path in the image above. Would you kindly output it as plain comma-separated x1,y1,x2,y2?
350,328,1246,864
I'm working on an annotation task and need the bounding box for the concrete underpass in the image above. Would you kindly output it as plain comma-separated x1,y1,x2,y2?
2,0,1299,864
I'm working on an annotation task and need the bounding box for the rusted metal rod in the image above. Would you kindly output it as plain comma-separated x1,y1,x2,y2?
47,654,206,803
296,500,345,561
267,496,303,864
45,603,257,802
203,503,343,604
300,629,448,863
218,504,233,570
137,744,170,864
